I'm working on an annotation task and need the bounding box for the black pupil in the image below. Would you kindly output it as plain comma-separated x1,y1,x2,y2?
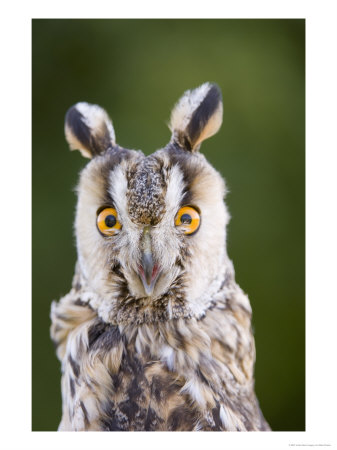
181,213,192,224
105,214,117,228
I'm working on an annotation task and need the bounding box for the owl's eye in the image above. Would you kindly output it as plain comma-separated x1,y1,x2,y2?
96,207,122,236
175,206,201,235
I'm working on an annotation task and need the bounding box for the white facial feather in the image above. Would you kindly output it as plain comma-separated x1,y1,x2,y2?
75,145,231,316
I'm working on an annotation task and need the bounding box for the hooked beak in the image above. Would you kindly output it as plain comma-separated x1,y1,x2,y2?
138,253,161,296
138,226,161,296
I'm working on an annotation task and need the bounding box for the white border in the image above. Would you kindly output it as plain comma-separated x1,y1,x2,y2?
1,1,336,449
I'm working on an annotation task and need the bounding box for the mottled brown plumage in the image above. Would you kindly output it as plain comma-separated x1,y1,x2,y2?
51,83,270,431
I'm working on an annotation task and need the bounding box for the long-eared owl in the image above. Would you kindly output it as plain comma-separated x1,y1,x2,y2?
50,82,270,431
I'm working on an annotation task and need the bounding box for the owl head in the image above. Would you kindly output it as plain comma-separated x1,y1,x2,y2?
65,83,230,323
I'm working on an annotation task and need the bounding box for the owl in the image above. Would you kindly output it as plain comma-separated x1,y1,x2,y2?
50,82,270,431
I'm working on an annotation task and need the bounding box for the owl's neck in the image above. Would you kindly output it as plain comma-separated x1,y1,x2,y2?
71,256,240,326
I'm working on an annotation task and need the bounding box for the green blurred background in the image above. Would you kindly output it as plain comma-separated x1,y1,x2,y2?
32,19,305,431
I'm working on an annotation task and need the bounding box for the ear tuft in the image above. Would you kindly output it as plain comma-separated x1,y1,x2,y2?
65,102,116,158
169,82,223,152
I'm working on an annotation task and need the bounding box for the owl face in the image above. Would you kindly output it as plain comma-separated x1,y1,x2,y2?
66,83,229,317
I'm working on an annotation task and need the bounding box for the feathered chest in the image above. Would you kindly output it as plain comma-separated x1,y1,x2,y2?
51,284,269,431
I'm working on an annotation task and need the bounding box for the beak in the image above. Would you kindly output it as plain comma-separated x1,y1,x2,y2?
139,251,161,296
138,227,161,296
141,251,155,287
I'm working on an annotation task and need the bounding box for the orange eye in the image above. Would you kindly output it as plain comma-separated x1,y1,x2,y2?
175,206,201,235
96,207,122,236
